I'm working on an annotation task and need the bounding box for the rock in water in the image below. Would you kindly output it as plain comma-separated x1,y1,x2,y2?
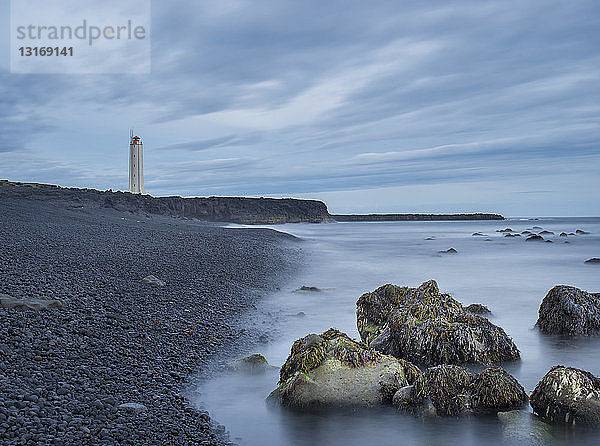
0,294,64,310
398,365,526,417
142,275,166,286
536,285,600,335
296,286,321,292
471,367,527,415
526,235,544,242
464,303,491,315
410,365,476,416
268,328,421,409
585,258,600,264
497,410,554,445
356,280,520,366
228,354,272,374
576,229,590,234
530,366,600,425
438,248,458,254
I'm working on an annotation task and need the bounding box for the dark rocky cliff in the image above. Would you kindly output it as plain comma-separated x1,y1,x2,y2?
0,180,331,224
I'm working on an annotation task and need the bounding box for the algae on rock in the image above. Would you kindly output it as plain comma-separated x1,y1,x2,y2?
536,285,600,336
356,280,520,366
269,328,421,409
394,364,527,417
530,365,600,425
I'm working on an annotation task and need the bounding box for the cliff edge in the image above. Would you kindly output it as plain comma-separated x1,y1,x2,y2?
0,180,331,224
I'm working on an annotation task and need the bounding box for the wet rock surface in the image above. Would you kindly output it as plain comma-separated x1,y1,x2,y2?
0,198,299,445
268,329,421,408
530,366,600,425
228,354,273,374
356,280,520,366
536,285,600,335
497,410,553,445
395,364,526,417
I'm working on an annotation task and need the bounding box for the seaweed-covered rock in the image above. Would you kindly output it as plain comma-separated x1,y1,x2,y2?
471,367,527,415
356,280,519,366
530,366,600,425
536,285,600,335
410,365,476,416
268,329,421,409
397,364,525,417
464,303,491,315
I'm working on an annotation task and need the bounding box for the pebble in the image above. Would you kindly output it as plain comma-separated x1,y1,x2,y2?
0,197,297,445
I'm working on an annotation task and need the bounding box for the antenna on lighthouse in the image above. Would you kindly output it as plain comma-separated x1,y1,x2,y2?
129,128,134,142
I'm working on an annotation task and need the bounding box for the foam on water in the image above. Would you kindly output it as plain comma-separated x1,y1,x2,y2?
192,217,600,445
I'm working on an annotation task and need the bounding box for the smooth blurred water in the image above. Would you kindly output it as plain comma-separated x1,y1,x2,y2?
192,218,600,445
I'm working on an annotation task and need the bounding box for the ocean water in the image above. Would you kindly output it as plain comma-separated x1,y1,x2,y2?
192,218,600,445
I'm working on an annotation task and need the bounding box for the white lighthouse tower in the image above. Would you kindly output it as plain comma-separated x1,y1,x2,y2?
128,130,145,194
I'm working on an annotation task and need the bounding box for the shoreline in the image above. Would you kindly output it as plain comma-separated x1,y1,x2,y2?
0,198,302,445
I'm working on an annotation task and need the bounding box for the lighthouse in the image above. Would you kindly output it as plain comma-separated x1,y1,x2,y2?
128,131,145,194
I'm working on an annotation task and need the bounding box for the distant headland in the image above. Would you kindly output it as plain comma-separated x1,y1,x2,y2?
333,213,504,222
0,180,504,224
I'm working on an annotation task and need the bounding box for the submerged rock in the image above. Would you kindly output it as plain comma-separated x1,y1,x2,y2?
268,328,421,409
142,275,166,286
0,294,64,310
536,285,600,335
497,228,513,233
395,365,526,417
464,303,491,315
540,230,554,235
585,258,600,264
472,232,486,236
356,280,520,366
504,233,521,237
296,286,321,292
530,366,600,425
497,410,554,445
559,232,568,237
228,354,272,374
576,229,590,234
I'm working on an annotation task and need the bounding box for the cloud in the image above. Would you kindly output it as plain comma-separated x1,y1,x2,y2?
0,0,599,214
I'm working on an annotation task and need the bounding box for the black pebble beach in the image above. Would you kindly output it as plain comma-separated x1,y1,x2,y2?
0,198,300,445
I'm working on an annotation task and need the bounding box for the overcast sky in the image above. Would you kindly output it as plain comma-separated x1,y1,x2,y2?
1,1,599,216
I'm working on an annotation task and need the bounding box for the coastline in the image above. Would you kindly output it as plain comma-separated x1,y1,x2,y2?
0,198,302,445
